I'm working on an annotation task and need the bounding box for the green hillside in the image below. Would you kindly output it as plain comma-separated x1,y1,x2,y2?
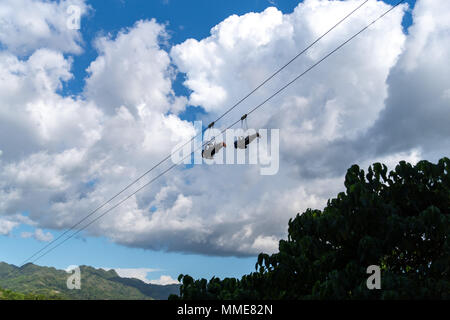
0,262,179,300
0,287,49,300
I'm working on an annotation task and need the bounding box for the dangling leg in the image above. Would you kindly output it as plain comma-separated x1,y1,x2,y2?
244,132,260,148
214,142,226,154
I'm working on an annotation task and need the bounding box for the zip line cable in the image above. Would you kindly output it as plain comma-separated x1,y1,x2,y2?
31,113,250,265
18,0,370,266
23,0,405,267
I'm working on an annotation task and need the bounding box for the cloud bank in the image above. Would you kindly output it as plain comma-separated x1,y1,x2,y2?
0,0,448,257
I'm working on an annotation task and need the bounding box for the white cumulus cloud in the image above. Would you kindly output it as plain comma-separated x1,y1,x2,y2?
111,268,160,283
85,19,187,115
0,218,19,236
149,275,180,285
0,0,89,55
21,228,54,242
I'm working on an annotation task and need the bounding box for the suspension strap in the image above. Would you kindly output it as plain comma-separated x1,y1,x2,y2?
240,114,248,131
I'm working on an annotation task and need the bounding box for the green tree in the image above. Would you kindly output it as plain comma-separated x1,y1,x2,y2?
0,287,48,300
170,157,450,300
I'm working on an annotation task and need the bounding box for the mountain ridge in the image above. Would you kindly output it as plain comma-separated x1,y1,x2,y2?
0,261,179,300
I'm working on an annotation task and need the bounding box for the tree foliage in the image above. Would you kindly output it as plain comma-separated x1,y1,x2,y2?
170,158,450,299
0,287,48,300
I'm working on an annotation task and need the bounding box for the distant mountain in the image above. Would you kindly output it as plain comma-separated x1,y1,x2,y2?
0,262,179,300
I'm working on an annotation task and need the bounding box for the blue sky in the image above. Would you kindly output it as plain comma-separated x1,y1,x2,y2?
0,0,421,284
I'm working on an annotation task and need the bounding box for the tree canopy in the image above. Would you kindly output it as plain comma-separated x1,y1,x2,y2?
170,157,450,299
